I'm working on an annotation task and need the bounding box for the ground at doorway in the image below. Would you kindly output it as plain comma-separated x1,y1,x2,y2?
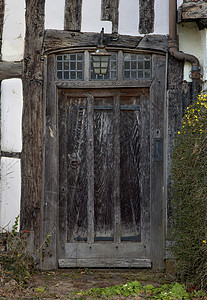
0,269,174,299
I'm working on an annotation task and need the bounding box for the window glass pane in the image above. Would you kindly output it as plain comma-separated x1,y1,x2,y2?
57,62,62,70
70,71,76,79
124,71,130,79
124,53,151,80
124,61,130,69
56,53,84,80
145,60,150,69
138,71,143,78
64,62,69,70
131,71,137,79
64,72,69,79
131,61,137,69
57,72,62,79
70,54,76,60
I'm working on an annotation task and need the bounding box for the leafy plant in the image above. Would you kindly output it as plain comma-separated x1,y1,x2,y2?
0,216,34,285
170,94,207,290
69,281,206,299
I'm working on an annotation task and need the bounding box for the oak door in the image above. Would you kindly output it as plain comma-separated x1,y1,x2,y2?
58,88,151,267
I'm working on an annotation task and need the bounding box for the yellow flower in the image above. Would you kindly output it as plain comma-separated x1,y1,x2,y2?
203,240,206,244
178,131,181,134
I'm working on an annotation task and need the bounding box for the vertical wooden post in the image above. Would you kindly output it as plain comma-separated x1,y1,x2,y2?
150,54,166,269
113,92,121,243
101,0,119,33
21,0,45,249
64,0,83,31
139,0,155,34
87,94,94,244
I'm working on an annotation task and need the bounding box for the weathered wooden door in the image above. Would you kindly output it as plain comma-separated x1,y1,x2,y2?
58,88,151,267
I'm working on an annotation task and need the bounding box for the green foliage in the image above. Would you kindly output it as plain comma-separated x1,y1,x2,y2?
0,216,34,285
170,94,207,290
69,281,205,299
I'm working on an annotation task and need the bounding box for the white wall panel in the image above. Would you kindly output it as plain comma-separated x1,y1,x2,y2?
178,23,204,82
1,79,23,153
154,0,169,34
177,0,183,8
45,0,65,30
0,158,21,231
1,0,25,61
81,0,112,33
119,0,140,36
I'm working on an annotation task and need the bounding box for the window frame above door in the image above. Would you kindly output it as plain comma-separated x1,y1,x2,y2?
52,48,157,89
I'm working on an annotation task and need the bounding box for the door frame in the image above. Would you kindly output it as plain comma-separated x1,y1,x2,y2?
40,49,167,270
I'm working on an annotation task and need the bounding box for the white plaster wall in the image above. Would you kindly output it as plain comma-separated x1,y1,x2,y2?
1,79,23,153
201,29,207,82
45,0,65,30
81,0,112,33
1,0,25,61
178,23,204,82
154,0,169,35
119,0,139,36
177,0,183,8
0,158,21,231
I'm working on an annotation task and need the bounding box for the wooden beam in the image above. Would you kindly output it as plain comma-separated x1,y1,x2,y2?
181,3,207,20
64,0,82,31
44,30,168,53
139,0,154,34
21,0,45,254
0,61,23,80
101,0,119,33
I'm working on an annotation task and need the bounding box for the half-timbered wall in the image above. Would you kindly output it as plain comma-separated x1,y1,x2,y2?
0,0,206,269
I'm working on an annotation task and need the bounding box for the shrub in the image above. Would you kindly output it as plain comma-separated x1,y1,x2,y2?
0,216,34,285
170,94,207,290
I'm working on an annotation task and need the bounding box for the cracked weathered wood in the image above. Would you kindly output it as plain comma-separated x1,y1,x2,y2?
139,0,154,34
64,0,82,31
21,0,45,251
181,2,207,19
101,0,119,33
0,61,23,80
44,30,168,53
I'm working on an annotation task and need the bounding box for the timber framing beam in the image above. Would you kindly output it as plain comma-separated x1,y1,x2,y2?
0,61,23,80
178,2,207,21
44,30,168,53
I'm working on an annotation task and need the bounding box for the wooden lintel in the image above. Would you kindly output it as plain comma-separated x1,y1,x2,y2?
181,3,207,20
0,61,23,80
44,30,168,53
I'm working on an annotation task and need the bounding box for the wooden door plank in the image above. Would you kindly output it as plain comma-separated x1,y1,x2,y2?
59,258,151,268
87,94,94,243
64,242,148,258
113,92,121,243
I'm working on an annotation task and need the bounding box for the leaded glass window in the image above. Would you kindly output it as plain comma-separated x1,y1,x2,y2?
123,54,151,80
56,53,84,80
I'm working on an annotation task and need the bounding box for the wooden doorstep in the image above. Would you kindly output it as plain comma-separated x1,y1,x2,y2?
58,258,152,268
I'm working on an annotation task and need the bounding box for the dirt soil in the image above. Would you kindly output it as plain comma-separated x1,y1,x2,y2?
0,269,174,299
